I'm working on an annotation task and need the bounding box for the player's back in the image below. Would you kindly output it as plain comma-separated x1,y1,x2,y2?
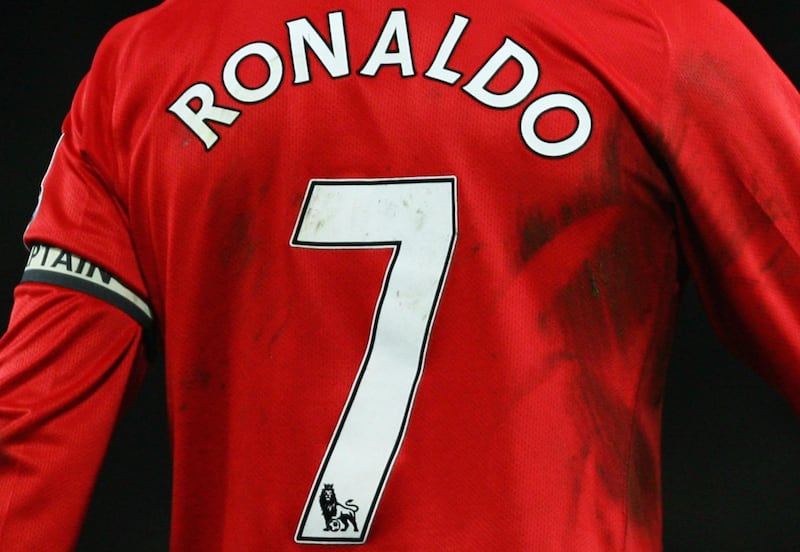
23,0,800,549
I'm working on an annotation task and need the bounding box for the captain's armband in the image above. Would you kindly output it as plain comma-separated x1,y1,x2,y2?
21,244,153,329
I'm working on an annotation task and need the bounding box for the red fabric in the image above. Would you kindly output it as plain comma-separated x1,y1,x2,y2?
4,0,799,550
0,284,144,551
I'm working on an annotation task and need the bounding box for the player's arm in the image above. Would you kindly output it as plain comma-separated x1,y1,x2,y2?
652,0,800,411
0,14,157,549
0,271,150,551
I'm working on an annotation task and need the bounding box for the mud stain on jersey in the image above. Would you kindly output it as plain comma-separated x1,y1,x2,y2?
181,366,212,391
761,243,800,284
594,116,624,206
519,210,558,262
219,211,257,268
678,52,740,111
585,232,640,341
578,111,624,209
516,112,627,270
566,440,591,524
553,235,665,533
509,107,671,531
556,254,669,533
208,172,270,272
626,424,659,526
657,51,794,273
264,302,292,354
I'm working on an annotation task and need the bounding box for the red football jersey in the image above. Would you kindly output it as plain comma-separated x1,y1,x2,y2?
1,0,799,550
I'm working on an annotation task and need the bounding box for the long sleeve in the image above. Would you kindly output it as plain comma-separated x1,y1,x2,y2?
0,282,146,551
661,1,800,412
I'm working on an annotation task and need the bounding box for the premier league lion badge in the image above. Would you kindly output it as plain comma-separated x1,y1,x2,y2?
319,484,360,532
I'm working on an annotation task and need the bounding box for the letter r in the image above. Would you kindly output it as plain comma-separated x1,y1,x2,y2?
168,83,241,150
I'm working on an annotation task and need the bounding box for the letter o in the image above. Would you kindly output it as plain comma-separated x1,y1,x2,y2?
520,93,592,157
223,42,284,103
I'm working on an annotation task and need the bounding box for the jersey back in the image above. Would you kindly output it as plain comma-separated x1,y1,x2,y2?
22,0,800,550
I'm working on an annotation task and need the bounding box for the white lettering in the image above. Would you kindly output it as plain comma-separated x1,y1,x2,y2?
424,14,469,85
223,42,284,103
287,12,350,84
168,83,241,150
360,10,415,77
168,10,593,158
520,93,593,157
463,38,539,109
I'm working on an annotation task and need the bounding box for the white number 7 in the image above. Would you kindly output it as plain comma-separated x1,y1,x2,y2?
292,177,457,544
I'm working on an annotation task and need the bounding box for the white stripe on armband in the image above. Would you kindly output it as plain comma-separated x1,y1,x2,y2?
21,244,153,329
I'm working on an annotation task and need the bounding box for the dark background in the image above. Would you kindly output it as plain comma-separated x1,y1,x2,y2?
1,2,798,550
